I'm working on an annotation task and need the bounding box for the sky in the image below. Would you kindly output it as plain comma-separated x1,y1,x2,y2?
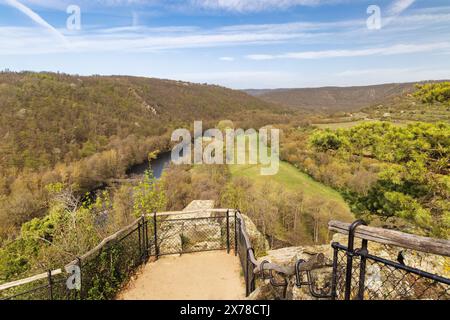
0,0,450,89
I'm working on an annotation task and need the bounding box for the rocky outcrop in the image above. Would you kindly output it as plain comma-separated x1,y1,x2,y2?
158,201,223,254
158,201,270,256
250,233,450,300
240,214,270,255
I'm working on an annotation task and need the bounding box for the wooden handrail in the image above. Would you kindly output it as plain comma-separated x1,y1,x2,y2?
0,209,235,291
329,220,450,257
0,269,62,291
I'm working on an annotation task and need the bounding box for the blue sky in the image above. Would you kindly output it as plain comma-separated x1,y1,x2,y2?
1,0,450,89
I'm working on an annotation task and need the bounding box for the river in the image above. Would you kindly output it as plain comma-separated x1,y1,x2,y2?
126,151,172,180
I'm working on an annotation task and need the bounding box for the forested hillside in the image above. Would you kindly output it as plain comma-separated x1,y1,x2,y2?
361,82,450,122
0,72,280,173
0,71,289,241
246,82,418,112
281,121,449,238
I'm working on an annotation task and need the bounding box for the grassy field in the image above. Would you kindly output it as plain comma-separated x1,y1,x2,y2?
229,160,347,204
228,133,351,211
312,119,416,130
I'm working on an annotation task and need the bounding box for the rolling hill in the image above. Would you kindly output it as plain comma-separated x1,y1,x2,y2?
0,71,283,173
0,71,290,240
246,82,423,113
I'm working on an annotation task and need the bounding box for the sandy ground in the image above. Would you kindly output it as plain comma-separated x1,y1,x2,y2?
117,251,246,300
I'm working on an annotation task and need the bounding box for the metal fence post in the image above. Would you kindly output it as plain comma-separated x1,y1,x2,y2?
357,239,368,300
248,248,256,294
47,270,53,300
226,209,230,254
77,257,83,300
234,211,238,256
138,218,142,259
153,212,159,260
141,215,148,262
330,244,339,300
143,215,149,260
344,220,366,300
245,248,249,297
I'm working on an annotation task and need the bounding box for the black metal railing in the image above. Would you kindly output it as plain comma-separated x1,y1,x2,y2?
146,210,234,258
329,220,450,300
4,214,448,301
235,211,257,297
0,209,237,300
0,216,146,300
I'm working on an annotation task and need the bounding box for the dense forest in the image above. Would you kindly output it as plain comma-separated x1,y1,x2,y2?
281,83,450,238
0,71,293,242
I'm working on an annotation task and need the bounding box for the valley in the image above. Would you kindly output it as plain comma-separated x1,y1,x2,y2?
0,72,448,293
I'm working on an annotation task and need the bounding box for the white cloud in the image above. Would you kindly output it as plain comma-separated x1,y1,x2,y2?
191,0,339,12
246,54,274,60
388,0,415,16
246,42,450,60
3,0,67,44
18,0,151,9
219,56,235,61
0,25,305,55
1,3,449,56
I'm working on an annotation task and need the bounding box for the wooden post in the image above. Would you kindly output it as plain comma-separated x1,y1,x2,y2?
47,270,53,300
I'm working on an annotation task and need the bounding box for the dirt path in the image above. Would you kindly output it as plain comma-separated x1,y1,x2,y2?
117,251,246,300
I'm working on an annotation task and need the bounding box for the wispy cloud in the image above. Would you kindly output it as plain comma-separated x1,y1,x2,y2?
246,42,450,60
219,56,235,61
190,0,340,12
18,0,151,10
1,3,449,56
3,0,68,44
388,0,416,16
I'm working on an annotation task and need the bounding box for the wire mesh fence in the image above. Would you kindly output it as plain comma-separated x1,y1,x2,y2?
78,221,144,300
331,242,450,300
3,215,448,301
0,271,73,300
147,212,235,257
0,210,238,300
0,217,145,301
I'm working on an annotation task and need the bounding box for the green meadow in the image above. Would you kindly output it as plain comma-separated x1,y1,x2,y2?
229,133,351,212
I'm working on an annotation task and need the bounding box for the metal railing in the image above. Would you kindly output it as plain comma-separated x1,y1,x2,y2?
329,220,450,300
4,214,447,301
0,215,146,300
0,209,241,300
235,210,257,297
147,210,234,258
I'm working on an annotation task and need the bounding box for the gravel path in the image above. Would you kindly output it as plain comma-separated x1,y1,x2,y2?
117,251,246,300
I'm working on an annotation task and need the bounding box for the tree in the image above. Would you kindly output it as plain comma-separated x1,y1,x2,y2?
133,169,167,217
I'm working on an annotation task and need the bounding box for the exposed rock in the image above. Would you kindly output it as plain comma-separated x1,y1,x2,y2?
157,201,223,254
240,214,270,255
250,233,449,300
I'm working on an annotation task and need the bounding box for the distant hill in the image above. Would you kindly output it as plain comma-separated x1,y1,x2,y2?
0,71,280,173
246,82,430,113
